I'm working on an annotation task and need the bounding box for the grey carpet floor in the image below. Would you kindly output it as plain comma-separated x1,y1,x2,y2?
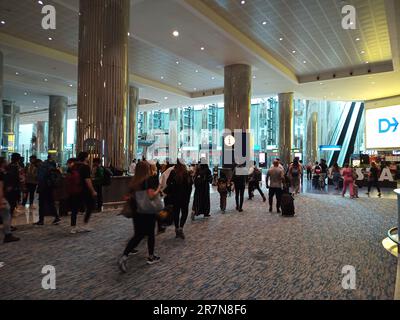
0,191,397,300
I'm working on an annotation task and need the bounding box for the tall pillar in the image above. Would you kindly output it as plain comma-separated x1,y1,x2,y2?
224,64,251,132
278,92,294,166
48,95,67,163
224,64,252,168
77,0,130,169
0,51,3,148
306,112,318,164
36,121,46,155
128,86,139,163
169,108,179,163
1,100,19,154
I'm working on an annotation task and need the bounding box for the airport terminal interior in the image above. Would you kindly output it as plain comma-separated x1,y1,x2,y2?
0,0,400,300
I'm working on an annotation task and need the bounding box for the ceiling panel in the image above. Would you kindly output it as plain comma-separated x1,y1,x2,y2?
202,0,392,75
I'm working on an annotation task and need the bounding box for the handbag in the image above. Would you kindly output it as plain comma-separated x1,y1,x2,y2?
135,190,164,214
120,196,135,219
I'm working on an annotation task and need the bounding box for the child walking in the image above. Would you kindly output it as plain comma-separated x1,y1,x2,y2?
217,173,229,212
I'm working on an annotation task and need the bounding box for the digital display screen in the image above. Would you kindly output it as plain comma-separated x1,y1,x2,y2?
365,105,400,149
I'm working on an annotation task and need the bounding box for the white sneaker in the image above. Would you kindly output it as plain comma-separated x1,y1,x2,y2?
70,227,78,234
0,262,4,268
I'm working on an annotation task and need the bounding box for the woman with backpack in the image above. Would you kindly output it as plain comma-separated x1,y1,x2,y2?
166,160,193,239
118,161,161,273
288,159,302,194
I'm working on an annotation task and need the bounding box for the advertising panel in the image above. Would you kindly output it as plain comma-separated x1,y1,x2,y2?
365,105,400,149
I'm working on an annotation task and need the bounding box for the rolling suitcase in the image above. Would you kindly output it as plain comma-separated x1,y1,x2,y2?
281,192,295,216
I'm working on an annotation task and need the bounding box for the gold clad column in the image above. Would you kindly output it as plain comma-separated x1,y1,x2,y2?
128,86,139,163
224,64,251,132
224,64,252,167
77,0,130,169
278,92,294,166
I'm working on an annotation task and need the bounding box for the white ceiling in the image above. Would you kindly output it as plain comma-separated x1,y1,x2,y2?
0,0,399,117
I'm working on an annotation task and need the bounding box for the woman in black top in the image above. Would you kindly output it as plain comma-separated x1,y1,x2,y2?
192,164,212,219
166,160,193,239
118,161,161,273
232,164,247,212
367,161,381,197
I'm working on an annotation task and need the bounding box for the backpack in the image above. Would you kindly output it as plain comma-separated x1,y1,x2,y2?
217,179,228,193
4,164,20,191
314,166,321,175
66,167,83,195
254,169,262,182
102,167,112,186
291,166,299,177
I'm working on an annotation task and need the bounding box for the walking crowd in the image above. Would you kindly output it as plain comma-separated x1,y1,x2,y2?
0,152,395,275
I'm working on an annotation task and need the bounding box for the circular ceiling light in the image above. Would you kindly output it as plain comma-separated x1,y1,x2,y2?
33,100,36,104
164,97,168,100
195,70,199,73
241,0,246,4
38,0,43,5
176,61,180,64
178,82,182,86
160,76,164,80
1,20,5,25
48,37,53,41
172,30,179,37
262,21,267,25
303,61,307,64
211,77,215,80
44,78,48,82
360,50,365,54
292,50,296,53
15,72,19,75
69,84,73,87
24,92,28,96
279,37,283,41
355,37,360,41
200,47,205,51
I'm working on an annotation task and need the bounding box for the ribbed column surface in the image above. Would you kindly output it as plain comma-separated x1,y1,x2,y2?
224,64,251,132
278,92,294,166
77,0,129,169
128,86,138,163
48,95,67,162
36,121,46,154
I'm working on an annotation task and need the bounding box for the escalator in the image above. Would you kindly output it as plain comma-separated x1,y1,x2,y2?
328,102,364,167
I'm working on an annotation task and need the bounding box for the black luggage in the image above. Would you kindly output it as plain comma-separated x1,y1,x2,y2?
281,193,295,216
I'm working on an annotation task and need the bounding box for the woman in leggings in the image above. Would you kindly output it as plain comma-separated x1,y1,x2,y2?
118,161,161,273
232,165,247,212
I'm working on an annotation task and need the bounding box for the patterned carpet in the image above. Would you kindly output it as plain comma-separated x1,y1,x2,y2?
0,187,398,300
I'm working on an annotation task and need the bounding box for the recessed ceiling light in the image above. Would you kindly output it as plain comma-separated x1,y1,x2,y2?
178,82,182,86
15,72,19,75
161,76,164,80
320,82,324,85
303,61,307,64
44,78,48,82
164,97,168,100
262,21,267,25
211,77,215,80
127,32,130,36
69,84,73,87
371,81,376,85
33,100,36,104
360,50,365,54
48,37,53,41
38,0,43,5
193,88,197,91
253,76,256,79
292,50,296,53
172,30,179,37
34,106,39,109
279,37,283,41
241,0,246,4
24,92,28,96
365,61,369,64
176,61,180,64
195,70,199,73
355,37,360,41
200,47,205,51
1,20,5,25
